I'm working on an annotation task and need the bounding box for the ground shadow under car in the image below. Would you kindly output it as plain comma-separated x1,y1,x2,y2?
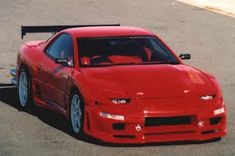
0,83,221,147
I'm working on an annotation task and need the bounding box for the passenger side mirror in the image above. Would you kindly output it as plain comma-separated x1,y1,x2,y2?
179,53,191,60
55,58,73,67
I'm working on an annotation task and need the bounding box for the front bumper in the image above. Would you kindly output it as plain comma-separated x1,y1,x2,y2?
84,105,227,144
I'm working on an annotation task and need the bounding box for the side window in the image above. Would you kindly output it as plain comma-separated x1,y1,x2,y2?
46,33,74,60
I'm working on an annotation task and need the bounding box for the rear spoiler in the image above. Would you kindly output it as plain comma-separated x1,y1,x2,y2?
21,24,120,39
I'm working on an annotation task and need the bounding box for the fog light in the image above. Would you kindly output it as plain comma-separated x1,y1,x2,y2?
99,112,124,121
214,107,225,115
198,120,204,128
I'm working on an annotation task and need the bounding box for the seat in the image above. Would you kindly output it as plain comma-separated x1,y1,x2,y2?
143,47,152,61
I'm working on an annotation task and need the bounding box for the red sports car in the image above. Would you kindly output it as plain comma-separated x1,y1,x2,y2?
11,24,227,144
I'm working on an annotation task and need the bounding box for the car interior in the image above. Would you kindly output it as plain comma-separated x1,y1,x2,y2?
78,37,178,66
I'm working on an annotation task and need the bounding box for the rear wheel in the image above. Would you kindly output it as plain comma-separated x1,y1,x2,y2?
69,91,84,137
18,67,33,110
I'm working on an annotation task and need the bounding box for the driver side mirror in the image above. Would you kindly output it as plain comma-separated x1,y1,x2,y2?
55,58,73,67
179,53,191,60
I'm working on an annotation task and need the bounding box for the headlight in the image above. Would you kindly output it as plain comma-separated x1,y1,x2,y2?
99,112,125,121
200,95,215,100
110,98,131,104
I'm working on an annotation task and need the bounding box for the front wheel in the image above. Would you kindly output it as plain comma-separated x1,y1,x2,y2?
69,92,84,137
18,68,33,110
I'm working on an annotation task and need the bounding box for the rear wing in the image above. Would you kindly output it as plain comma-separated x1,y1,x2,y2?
21,24,120,39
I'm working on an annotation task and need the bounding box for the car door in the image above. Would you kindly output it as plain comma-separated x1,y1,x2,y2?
39,33,74,109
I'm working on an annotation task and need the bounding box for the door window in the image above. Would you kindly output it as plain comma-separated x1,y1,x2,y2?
46,33,74,60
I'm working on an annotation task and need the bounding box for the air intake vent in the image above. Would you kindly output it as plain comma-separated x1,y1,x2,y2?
210,117,222,125
145,116,192,127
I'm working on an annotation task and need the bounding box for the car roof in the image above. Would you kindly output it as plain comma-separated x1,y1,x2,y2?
63,26,155,38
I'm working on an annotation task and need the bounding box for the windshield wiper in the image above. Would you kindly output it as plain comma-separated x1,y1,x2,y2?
142,61,179,65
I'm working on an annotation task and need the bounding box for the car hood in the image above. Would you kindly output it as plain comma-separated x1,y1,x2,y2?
79,64,215,99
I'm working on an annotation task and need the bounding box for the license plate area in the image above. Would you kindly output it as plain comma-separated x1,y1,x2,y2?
145,116,193,127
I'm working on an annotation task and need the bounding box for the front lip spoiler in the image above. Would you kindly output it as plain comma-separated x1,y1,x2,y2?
10,68,17,86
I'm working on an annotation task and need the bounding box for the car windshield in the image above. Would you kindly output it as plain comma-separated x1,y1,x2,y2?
77,36,180,67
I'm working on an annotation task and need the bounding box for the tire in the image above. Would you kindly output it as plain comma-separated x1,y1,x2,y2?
18,67,33,110
69,91,84,137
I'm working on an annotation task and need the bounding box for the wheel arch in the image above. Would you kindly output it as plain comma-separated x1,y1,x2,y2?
69,86,83,100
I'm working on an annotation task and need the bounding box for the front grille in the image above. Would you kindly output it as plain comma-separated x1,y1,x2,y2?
145,116,192,127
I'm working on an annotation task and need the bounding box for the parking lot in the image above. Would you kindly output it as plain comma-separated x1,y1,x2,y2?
0,0,235,155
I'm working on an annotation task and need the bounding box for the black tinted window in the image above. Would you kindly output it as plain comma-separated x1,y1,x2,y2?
46,33,74,59
78,36,179,66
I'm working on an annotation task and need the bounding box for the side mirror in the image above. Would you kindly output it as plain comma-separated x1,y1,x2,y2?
179,53,191,60
55,58,73,67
